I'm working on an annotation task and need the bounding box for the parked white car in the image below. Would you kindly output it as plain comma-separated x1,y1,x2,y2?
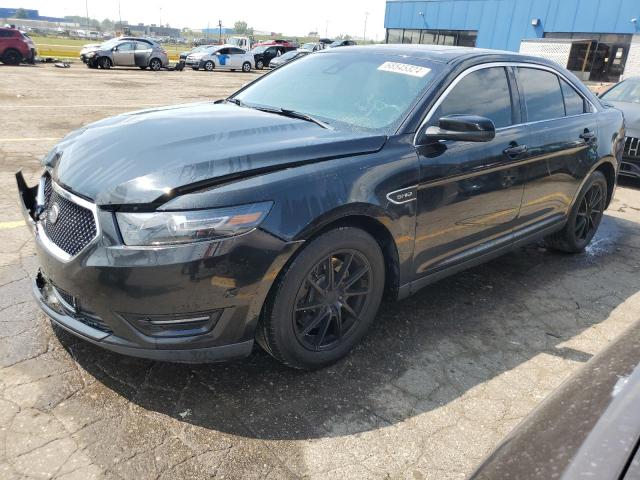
185,44,254,72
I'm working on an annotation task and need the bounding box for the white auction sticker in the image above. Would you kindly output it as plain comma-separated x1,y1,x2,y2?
377,62,431,78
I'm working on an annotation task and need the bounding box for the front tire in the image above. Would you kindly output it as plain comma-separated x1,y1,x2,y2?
98,57,111,69
204,60,214,71
545,171,607,253
257,227,385,369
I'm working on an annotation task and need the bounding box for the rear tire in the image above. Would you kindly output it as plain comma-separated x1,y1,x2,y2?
242,61,251,72
545,170,608,253
257,227,385,370
149,58,162,71
256,59,264,70
1,49,21,65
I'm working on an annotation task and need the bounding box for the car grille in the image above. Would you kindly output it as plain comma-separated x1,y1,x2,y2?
623,136,640,159
41,176,97,257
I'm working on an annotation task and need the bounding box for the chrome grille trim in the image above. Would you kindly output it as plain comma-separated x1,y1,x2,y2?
36,178,100,262
624,136,640,159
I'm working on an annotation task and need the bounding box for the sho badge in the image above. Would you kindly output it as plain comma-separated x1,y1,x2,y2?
386,186,418,205
47,203,60,225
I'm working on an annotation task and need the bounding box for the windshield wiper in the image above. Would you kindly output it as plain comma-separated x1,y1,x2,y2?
252,105,330,129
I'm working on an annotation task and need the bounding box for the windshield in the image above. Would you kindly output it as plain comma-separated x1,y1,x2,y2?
191,45,211,53
601,80,640,104
278,50,300,61
302,43,316,50
100,38,123,49
329,41,342,47
234,53,442,133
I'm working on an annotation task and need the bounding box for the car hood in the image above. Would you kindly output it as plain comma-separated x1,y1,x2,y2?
47,102,387,206
606,100,640,138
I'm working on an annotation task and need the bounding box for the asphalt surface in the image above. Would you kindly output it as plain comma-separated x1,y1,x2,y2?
1,64,640,480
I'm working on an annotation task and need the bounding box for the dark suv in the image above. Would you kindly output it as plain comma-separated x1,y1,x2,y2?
17,45,623,369
0,27,36,65
251,44,296,69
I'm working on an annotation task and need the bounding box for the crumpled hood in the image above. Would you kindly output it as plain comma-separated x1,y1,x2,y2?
606,100,640,138
48,102,387,205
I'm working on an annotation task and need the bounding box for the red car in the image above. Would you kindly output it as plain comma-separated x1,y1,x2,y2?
252,39,298,49
0,27,36,65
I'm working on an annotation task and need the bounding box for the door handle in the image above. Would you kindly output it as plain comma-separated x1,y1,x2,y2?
503,144,528,157
580,131,596,142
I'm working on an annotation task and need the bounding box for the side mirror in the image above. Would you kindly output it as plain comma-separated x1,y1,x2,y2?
418,115,496,144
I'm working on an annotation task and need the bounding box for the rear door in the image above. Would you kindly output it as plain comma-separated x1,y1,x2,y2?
413,65,527,276
134,41,151,67
514,66,598,230
228,48,245,68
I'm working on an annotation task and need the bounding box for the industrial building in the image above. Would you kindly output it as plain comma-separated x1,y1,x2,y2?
384,0,640,82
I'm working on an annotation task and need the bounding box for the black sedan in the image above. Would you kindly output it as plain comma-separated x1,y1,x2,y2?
16,45,623,369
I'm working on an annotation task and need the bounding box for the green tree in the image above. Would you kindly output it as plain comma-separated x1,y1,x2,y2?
234,20,248,34
101,18,114,31
14,8,28,19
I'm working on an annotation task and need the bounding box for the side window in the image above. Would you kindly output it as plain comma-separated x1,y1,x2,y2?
517,68,565,123
560,79,586,116
135,42,150,51
230,48,245,54
217,48,229,55
432,67,514,129
117,42,135,51
0,30,13,37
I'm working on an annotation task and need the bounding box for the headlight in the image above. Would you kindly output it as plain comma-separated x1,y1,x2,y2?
86,51,96,58
116,202,273,246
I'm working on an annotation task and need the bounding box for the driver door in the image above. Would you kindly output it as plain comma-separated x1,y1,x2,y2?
112,42,135,66
215,48,231,69
413,66,527,276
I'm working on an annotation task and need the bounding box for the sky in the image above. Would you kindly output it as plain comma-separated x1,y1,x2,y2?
14,0,388,40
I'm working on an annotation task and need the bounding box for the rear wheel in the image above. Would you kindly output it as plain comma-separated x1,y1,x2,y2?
149,58,162,71
204,60,214,71
1,49,21,65
242,61,251,72
256,59,264,70
98,57,111,69
257,227,385,369
545,171,607,253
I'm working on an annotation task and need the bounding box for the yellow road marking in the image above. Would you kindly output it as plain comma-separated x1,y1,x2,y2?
0,220,26,230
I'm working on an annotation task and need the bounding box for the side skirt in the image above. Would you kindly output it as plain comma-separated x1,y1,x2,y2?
397,216,566,300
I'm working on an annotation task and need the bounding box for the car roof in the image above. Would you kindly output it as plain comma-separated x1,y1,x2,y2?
323,44,526,64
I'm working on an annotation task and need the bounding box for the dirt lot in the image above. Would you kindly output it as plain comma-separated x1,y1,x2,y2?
1,64,640,480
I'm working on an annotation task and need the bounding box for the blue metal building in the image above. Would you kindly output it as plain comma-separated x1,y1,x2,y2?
385,0,640,81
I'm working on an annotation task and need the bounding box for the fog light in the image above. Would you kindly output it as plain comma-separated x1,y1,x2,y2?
120,310,222,338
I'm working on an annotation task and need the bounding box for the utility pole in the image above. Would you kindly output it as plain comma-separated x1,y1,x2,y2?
118,0,122,30
325,20,329,38
218,20,222,44
363,12,369,42
85,0,90,29
207,22,210,40
159,7,162,27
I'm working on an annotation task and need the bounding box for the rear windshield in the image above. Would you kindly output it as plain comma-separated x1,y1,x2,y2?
235,52,443,134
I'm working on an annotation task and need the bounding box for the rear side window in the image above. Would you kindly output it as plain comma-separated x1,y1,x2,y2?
517,68,564,122
432,67,514,128
560,79,586,116
0,30,14,38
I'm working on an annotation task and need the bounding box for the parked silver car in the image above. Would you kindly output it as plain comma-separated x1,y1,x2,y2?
82,37,169,71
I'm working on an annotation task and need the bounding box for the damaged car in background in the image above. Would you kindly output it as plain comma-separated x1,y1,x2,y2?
17,45,623,369
81,37,169,71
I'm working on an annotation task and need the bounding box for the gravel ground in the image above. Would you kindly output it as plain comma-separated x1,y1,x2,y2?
1,63,640,480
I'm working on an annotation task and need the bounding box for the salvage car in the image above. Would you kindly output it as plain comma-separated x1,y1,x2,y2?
599,77,640,180
186,44,253,72
470,319,640,480
83,37,169,70
0,26,36,65
16,45,623,369
269,49,310,69
175,44,215,71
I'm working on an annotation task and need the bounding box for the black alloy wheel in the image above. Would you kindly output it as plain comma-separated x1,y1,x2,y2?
575,182,604,242
99,57,111,69
257,227,385,369
256,59,264,70
2,49,21,65
293,250,371,351
545,170,608,253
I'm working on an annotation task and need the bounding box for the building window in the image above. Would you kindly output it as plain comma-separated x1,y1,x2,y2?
386,29,403,44
544,32,632,82
387,29,477,48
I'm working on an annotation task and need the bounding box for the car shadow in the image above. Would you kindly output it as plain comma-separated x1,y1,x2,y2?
54,213,640,441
